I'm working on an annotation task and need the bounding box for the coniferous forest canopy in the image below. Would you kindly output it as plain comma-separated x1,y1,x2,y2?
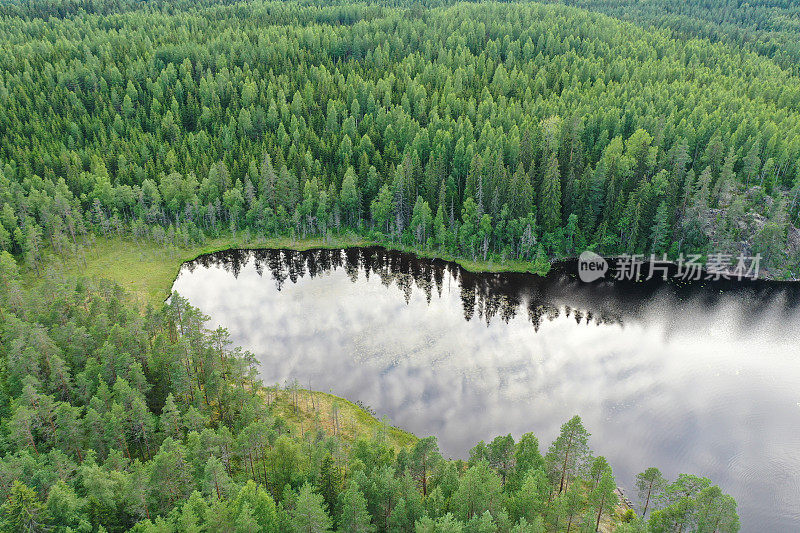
1,0,798,530
1,0,800,277
537,0,800,76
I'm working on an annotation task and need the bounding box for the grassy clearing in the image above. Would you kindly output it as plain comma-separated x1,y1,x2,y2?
33,234,369,307
38,237,191,308
267,388,417,451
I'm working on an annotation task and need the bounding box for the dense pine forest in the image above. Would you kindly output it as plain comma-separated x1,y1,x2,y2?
541,0,800,75
1,0,797,530
0,0,799,278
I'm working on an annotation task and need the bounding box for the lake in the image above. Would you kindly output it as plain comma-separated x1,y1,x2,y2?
171,247,800,531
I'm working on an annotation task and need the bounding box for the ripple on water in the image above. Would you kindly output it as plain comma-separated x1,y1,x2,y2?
727,442,800,525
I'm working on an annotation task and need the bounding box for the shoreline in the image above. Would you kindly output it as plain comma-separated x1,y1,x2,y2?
31,234,798,310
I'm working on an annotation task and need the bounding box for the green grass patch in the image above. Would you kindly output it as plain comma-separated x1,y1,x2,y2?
268,388,417,450
31,234,368,308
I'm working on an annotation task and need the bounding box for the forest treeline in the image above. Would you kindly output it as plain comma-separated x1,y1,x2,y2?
0,253,740,532
0,0,799,279
538,0,800,75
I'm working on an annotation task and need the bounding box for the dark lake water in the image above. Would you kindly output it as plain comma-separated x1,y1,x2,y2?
172,247,800,531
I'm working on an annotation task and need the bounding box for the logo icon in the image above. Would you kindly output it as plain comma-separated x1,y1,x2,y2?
578,251,608,282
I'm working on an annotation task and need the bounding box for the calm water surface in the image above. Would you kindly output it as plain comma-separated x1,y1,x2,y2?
172,248,800,531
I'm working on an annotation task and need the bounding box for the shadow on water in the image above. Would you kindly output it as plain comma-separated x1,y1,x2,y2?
184,246,800,330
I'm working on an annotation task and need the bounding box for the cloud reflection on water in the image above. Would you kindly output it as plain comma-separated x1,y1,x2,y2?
173,248,800,531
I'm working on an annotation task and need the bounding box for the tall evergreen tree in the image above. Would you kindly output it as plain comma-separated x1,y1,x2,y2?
291,484,333,533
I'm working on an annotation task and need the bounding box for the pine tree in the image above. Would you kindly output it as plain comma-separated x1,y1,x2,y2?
545,415,590,494
650,201,670,254
290,483,333,533
204,456,234,500
410,436,441,496
411,196,433,247
556,480,584,533
261,153,278,208
507,470,548,524
626,129,656,183
451,461,502,522
388,497,409,533
46,480,88,532
742,141,762,185
233,481,280,533
338,482,374,533
590,469,618,532
713,147,737,207
635,467,667,518
540,153,562,233
277,165,298,212
22,223,43,276
510,516,546,533
0,481,47,532
235,503,260,533
160,393,183,439
341,167,360,227
371,185,394,235
318,455,340,522
488,434,515,487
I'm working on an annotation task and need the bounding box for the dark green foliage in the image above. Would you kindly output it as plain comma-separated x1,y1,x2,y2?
0,0,796,277
542,0,800,74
